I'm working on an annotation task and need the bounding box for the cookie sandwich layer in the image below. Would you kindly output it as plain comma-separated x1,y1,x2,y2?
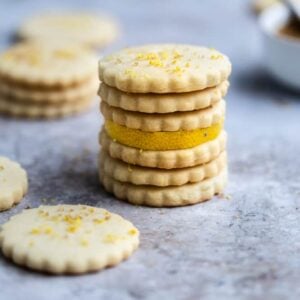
104,119,223,151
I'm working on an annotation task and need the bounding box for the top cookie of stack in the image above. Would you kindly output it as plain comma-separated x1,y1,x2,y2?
98,44,231,207
0,42,98,119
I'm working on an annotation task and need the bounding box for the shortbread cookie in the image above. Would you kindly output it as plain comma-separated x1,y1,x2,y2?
0,95,94,119
101,100,225,132
99,44,231,93
18,13,119,49
0,205,139,274
0,157,28,211
100,167,227,207
99,150,226,186
0,77,98,103
99,81,229,113
0,42,98,87
99,129,227,169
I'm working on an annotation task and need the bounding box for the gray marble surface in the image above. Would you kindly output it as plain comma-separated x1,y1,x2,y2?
0,0,300,299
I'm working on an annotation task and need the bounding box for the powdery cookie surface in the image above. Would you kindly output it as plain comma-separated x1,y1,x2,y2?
99,81,229,113
0,95,94,119
0,76,98,103
99,44,231,93
99,150,227,187
101,100,225,132
18,13,119,49
0,42,98,87
100,168,227,207
0,157,28,211
0,205,139,274
99,129,227,169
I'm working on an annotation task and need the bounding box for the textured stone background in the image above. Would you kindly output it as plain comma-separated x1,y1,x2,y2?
0,0,300,299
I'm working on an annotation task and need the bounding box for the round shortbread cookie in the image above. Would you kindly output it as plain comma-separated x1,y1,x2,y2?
0,205,139,274
0,77,98,103
99,129,227,169
0,157,28,211
99,80,229,113
100,167,227,207
101,99,225,132
99,150,227,187
18,13,119,49
0,42,98,87
99,44,231,93
0,95,94,119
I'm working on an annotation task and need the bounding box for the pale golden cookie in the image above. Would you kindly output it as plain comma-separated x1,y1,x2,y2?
101,99,225,131
0,157,28,211
99,80,229,113
99,44,231,93
0,95,94,119
18,13,119,49
0,77,98,103
99,129,227,169
0,42,98,87
0,205,139,274
100,167,227,207
99,150,227,187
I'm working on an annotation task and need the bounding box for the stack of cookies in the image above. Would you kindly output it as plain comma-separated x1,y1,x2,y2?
0,42,98,119
98,44,231,207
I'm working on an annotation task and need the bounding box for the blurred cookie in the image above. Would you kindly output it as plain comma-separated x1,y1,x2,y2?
0,77,98,103
18,13,119,49
0,157,28,211
0,95,94,119
0,42,98,118
0,42,98,87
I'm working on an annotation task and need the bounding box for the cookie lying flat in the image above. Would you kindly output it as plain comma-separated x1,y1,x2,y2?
0,77,98,103
101,99,225,131
0,157,28,211
18,13,119,49
0,42,98,87
0,205,139,274
99,129,227,169
0,95,94,119
99,44,231,93
99,81,229,113
100,167,227,207
99,150,227,187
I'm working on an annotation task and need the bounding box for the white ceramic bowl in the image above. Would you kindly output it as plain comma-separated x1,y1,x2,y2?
259,4,300,90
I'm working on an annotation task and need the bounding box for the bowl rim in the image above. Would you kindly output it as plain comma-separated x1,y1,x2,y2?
258,3,300,48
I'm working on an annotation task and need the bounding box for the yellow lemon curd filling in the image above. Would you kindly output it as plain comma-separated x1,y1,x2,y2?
105,120,223,151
